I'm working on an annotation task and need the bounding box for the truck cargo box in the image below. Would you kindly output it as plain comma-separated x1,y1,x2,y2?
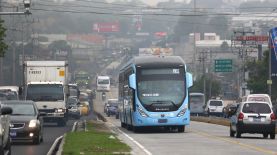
24,61,68,84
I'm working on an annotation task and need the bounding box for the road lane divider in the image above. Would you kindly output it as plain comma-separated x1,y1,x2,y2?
193,130,277,155
71,121,77,132
47,135,64,155
191,116,277,133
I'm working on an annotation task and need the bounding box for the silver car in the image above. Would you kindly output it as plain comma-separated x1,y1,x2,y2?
229,101,276,139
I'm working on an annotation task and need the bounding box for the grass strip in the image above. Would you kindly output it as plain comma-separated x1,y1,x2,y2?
191,116,277,133
62,121,131,155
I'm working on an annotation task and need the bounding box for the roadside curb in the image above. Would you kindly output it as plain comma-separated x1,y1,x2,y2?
191,116,229,127
47,121,85,155
94,110,107,122
47,135,64,155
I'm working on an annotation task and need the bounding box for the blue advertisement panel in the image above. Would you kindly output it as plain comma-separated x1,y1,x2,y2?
269,27,277,78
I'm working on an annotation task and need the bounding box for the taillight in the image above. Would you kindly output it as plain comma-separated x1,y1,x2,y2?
238,112,244,121
270,113,276,121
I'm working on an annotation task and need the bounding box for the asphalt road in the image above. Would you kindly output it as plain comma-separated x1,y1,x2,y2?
11,120,75,155
94,88,277,155
11,101,97,155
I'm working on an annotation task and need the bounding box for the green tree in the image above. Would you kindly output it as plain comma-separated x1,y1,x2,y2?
246,50,277,100
190,75,221,99
0,19,7,57
48,40,71,54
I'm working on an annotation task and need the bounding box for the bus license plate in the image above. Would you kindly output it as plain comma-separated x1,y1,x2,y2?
158,119,167,123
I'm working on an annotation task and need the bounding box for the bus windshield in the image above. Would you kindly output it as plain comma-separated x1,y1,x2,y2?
98,79,110,85
137,68,185,110
26,84,64,101
190,95,204,104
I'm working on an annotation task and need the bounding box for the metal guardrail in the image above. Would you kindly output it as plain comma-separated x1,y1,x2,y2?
47,135,63,155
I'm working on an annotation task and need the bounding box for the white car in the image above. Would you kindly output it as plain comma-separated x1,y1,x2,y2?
205,99,224,116
241,94,272,107
229,101,276,139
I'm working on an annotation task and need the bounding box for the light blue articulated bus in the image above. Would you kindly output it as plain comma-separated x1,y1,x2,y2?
118,56,193,132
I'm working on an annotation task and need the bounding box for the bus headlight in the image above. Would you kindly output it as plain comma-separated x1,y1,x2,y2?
29,120,38,128
177,104,188,117
138,106,149,117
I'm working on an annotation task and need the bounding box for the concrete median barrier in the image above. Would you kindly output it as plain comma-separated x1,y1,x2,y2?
191,116,277,133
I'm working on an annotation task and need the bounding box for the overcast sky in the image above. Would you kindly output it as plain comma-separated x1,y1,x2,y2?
141,0,189,6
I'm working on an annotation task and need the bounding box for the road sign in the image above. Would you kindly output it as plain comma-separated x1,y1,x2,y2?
214,59,232,72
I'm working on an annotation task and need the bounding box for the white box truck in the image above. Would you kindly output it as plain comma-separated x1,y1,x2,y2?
23,61,69,126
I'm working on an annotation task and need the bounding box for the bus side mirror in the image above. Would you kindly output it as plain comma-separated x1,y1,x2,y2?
186,72,193,88
128,74,136,90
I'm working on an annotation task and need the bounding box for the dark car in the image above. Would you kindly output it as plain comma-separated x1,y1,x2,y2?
0,103,12,155
68,83,80,98
67,97,81,119
104,99,119,118
2,100,45,144
223,103,239,118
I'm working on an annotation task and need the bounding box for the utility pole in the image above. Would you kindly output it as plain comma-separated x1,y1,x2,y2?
209,49,212,99
193,0,197,79
198,50,208,97
232,28,255,97
0,0,3,85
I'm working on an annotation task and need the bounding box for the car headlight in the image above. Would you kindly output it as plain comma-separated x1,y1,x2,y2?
29,120,38,128
177,104,188,117
56,108,65,113
138,106,149,117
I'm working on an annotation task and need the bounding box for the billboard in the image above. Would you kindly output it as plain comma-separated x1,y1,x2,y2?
139,48,173,56
67,34,104,44
93,22,120,33
269,27,277,78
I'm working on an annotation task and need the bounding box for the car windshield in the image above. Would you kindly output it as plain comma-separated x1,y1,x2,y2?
108,101,118,107
209,101,223,106
98,79,110,84
242,103,271,114
190,95,204,104
248,96,270,103
68,98,78,105
79,94,89,102
69,88,78,97
5,104,36,116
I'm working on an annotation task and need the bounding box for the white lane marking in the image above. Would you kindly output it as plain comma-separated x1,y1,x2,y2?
108,122,152,155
